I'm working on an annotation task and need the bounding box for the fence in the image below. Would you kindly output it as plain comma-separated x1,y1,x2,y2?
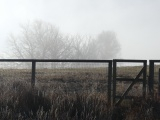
0,59,112,104
149,60,160,98
113,59,147,106
0,59,160,106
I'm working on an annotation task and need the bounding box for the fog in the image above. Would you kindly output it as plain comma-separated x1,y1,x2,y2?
0,0,160,60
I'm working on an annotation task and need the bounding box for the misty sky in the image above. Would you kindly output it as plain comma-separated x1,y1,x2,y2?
0,0,160,59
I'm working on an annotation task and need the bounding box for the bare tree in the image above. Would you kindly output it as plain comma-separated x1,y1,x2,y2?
70,35,95,59
8,21,120,62
94,31,121,59
8,20,72,59
70,31,120,60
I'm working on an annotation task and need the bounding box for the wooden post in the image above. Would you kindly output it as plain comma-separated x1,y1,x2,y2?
113,60,117,104
108,61,112,106
31,61,36,88
143,61,147,98
149,61,154,97
158,68,160,97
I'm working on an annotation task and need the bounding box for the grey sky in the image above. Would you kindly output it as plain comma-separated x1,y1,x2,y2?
0,0,160,59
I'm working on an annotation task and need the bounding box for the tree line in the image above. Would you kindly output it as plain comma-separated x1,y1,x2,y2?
8,20,121,60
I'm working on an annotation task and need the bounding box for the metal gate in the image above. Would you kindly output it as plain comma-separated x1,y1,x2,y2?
113,59,147,106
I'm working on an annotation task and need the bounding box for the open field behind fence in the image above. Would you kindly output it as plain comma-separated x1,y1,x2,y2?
0,62,109,94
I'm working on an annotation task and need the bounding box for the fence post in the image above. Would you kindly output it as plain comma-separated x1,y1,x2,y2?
158,68,160,97
113,60,116,104
31,60,36,88
108,61,112,106
143,61,147,98
149,60,154,97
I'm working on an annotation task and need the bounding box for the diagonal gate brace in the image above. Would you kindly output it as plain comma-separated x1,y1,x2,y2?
115,67,145,106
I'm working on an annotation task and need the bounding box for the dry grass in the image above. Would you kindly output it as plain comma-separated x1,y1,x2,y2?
0,66,160,119
0,81,111,120
1,81,160,120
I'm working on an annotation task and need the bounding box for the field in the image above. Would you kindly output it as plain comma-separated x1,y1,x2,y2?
0,64,160,120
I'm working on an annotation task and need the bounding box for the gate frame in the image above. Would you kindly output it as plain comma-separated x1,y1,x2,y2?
113,59,147,106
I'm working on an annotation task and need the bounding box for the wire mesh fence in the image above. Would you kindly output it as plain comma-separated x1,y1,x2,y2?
35,62,109,94
151,62,160,96
149,60,160,97
0,60,112,102
152,63,160,83
116,62,144,96
0,62,32,82
116,62,144,78
113,60,147,105
1,59,155,105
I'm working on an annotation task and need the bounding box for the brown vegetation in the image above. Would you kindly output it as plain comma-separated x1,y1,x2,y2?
0,65,160,119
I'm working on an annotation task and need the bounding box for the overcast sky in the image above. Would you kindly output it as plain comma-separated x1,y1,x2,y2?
0,0,160,59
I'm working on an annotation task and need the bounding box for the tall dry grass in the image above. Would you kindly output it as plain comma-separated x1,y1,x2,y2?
0,81,160,120
0,81,112,120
